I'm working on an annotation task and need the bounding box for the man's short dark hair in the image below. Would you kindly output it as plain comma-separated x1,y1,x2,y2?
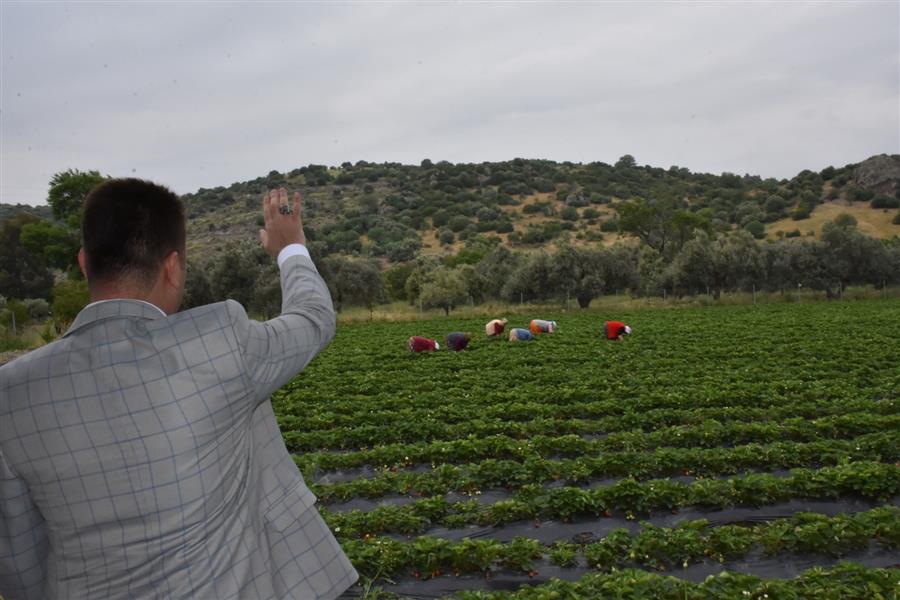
81,178,186,287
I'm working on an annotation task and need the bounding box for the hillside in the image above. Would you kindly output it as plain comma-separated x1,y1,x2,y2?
1,155,898,320
2,155,897,265
180,154,900,264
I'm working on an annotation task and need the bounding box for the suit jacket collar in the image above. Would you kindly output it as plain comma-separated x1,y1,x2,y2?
64,299,167,338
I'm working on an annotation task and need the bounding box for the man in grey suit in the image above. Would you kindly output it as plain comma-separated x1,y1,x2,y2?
0,180,358,599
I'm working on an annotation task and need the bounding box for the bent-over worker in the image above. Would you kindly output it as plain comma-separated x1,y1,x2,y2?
530,319,557,335
408,336,440,352
604,320,632,341
485,318,508,337
446,332,472,352
509,328,534,342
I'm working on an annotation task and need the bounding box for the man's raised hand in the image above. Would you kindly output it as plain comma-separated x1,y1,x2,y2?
259,188,305,259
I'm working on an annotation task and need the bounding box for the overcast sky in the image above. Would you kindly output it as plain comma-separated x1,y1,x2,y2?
1,1,898,206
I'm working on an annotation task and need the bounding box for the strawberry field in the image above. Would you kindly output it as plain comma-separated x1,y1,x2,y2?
273,300,900,599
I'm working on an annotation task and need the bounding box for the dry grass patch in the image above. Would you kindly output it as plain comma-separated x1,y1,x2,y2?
767,201,900,239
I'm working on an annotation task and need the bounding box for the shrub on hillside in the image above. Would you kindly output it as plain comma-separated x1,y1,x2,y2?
791,204,813,220
476,207,499,222
846,186,875,203
385,238,421,262
871,195,899,209
764,195,788,221
458,224,479,241
448,215,472,233
439,229,455,245
531,178,556,193
431,209,451,228
600,218,619,232
521,226,546,244
744,220,766,239
561,206,579,221
499,181,531,196
523,202,555,216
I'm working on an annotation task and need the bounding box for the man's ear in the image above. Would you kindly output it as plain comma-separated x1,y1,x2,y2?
163,250,182,288
77,248,88,279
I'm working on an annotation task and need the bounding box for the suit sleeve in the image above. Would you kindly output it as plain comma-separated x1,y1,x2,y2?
0,448,47,600
230,254,336,402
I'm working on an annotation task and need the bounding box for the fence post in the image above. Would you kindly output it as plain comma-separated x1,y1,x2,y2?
11,311,16,336
752,284,757,305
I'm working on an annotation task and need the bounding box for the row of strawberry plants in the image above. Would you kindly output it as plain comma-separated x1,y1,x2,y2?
294,412,897,474
321,461,900,538
454,563,899,600
282,402,897,470
286,410,898,457
275,392,893,433
341,506,900,580
309,433,899,502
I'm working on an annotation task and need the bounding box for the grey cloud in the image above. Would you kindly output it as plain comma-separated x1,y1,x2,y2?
1,1,897,205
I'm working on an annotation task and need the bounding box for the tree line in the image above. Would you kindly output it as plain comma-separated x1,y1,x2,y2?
180,213,899,317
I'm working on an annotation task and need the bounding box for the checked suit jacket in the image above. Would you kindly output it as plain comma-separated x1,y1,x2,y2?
0,254,358,599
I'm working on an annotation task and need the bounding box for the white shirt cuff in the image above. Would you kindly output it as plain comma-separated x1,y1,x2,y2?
277,244,311,269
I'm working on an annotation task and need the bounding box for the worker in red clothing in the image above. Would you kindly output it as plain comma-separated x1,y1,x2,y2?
407,336,439,352
604,320,632,341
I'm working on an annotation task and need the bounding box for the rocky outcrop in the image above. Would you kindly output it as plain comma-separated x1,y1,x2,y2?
853,154,900,195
